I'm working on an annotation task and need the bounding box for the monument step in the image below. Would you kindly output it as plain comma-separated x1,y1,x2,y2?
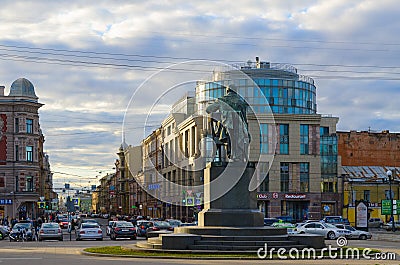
147,237,162,244
188,244,309,251
200,235,290,241
194,240,298,247
136,242,163,249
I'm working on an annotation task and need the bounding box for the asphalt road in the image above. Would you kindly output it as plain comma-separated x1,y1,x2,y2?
0,218,399,265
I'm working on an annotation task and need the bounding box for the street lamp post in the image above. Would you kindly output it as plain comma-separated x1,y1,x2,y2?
386,170,396,232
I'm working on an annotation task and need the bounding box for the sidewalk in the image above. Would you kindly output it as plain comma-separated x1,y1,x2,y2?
371,230,400,242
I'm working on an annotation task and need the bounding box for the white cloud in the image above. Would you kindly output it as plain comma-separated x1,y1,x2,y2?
0,0,399,189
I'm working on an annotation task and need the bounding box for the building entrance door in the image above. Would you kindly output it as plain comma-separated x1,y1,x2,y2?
286,201,309,222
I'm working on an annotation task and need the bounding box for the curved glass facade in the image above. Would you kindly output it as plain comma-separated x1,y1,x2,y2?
196,67,317,115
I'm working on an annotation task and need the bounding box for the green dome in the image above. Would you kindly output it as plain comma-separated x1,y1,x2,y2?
9,78,38,98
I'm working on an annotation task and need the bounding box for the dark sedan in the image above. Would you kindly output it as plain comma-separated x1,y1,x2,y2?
10,222,35,241
135,220,151,237
145,221,174,239
110,221,137,240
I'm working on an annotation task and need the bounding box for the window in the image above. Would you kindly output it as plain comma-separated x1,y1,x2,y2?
26,146,33,161
259,176,269,192
0,176,4,188
364,190,370,202
26,176,33,192
300,125,309,154
15,145,19,161
15,176,19,191
279,124,289,154
300,163,309,192
26,119,33,134
15,118,19,133
320,126,329,136
385,190,394,200
280,163,289,192
260,123,268,154
259,162,269,192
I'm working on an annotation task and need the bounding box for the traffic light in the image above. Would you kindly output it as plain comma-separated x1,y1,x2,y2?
45,202,49,209
37,202,45,209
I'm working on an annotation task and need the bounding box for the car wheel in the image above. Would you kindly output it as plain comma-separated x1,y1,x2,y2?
359,234,367,240
59,237,63,241
131,236,137,240
327,231,336,240
97,238,103,241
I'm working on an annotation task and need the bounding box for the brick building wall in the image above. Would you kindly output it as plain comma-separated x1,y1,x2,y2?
338,130,400,166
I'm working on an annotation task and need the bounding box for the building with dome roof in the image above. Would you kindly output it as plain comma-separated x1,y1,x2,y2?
0,78,54,220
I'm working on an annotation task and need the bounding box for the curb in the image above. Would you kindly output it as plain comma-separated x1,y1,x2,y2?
80,250,260,260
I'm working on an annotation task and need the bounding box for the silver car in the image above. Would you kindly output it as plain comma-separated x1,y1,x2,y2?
295,221,351,239
75,223,103,241
38,222,63,241
334,224,372,240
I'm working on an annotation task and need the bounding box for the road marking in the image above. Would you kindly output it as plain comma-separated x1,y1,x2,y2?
0,258,43,261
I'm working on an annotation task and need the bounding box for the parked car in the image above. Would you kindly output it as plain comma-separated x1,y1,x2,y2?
110,221,137,240
383,221,400,231
136,220,151,237
368,218,384,228
275,216,294,223
145,221,174,239
75,223,103,241
295,221,351,239
271,220,296,234
38,222,63,241
10,221,35,241
106,221,116,236
264,218,280,226
166,219,182,227
180,222,197,227
334,224,372,240
0,225,10,240
321,216,350,225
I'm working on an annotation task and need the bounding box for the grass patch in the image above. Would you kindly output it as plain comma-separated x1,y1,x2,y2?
84,246,258,258
84,246,381,259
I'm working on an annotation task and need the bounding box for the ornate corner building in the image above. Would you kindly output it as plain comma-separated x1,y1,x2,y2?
0,78,54,220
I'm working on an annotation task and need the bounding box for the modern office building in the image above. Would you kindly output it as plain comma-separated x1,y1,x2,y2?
106,58,341,221
192,58,340,221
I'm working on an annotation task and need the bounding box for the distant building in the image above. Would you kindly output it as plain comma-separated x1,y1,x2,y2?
0,78,53,219
338,130,400,166
338,130,400,224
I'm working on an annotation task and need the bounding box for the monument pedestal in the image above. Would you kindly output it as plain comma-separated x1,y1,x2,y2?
198,162,264,227
137,161,325,251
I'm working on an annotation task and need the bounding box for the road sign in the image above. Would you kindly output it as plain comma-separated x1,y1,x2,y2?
381,200,400,215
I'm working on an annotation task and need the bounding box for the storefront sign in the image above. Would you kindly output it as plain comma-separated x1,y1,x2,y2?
0,199,12,205
257,193,270,200
284,194,306,199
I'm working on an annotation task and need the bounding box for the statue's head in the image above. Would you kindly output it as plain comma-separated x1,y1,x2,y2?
226,85,237,95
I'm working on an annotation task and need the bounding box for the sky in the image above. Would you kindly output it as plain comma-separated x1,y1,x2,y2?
0,0,399,190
